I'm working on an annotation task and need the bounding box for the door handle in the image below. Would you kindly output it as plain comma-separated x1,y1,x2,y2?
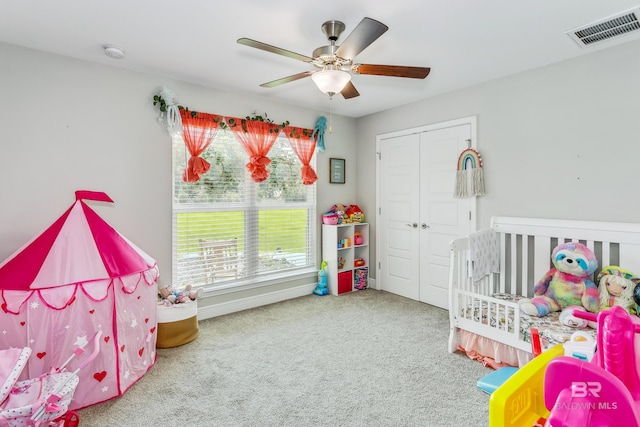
406,223,418,228
422,223,430,229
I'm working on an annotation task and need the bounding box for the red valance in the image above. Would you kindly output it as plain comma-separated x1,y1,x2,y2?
179,110,224,182
284,126,318,185
226,117,283,183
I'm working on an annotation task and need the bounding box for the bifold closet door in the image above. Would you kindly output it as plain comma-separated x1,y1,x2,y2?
379,124,473,308
379,133,421,300
418,125,473,309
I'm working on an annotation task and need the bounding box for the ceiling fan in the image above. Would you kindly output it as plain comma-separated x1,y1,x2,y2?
237,17,431,99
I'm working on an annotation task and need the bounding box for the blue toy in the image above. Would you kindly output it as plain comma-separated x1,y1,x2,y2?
312,116,327,152
313,261,329,295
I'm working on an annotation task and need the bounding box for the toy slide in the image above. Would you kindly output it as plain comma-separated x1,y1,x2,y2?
543,356,640,426
489,344,564,427
542,306,640,426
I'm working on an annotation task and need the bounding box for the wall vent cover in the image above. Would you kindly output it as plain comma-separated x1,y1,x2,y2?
566,7,640,47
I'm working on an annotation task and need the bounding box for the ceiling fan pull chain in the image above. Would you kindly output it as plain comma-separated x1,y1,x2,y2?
329,98,333,134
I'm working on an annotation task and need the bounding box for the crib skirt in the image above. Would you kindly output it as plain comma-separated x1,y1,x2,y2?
458,330,532,368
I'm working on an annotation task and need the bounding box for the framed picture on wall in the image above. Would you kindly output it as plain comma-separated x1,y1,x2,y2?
330,158,345,184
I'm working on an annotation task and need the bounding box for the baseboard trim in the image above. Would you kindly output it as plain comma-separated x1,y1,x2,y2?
368,278,377,290
197,283,316,320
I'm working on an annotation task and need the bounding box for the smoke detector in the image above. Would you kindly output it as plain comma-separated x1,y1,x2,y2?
566,7,640,48
103,45,125,59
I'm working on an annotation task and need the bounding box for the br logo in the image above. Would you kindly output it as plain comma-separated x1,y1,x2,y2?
572,381,601,398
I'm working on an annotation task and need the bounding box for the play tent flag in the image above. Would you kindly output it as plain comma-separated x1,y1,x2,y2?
0,191,159,410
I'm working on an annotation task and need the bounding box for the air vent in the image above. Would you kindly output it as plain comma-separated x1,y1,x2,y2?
566,7,640,47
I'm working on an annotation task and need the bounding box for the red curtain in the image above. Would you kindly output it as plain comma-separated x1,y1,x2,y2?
180,110,223,182
284,126,318,185
227,118,281,183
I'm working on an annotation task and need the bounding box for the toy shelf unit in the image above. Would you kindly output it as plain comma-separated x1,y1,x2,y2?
322,223,369,295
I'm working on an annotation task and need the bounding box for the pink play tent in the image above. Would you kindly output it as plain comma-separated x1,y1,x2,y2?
0,191,159,410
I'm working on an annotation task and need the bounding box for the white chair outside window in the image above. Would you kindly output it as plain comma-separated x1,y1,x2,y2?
199,238,240,283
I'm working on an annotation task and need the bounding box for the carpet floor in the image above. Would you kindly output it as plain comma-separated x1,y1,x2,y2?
78,289,492,426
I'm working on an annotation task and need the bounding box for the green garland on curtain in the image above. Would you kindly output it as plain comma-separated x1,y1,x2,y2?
226,113,289,133
153,93,296,132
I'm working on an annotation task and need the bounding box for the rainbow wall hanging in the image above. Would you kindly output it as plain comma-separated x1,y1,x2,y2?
454,147,485,198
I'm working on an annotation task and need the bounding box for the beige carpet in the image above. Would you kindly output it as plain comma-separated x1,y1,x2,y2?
78,289,492,426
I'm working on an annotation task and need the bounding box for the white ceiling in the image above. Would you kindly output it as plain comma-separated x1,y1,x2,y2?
2,0,639,118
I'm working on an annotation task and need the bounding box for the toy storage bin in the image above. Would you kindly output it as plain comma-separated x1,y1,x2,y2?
322,213,339,225
157,303,199,348
337,271,353,294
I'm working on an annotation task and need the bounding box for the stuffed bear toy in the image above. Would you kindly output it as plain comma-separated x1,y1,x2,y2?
597,265,640,313
519,242,599,317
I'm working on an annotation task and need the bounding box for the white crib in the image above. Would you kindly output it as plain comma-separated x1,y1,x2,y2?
448,216,640,366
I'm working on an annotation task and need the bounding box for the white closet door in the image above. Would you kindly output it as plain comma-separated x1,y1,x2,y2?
419,124,474,308
379,133,420,300
378,121,475,308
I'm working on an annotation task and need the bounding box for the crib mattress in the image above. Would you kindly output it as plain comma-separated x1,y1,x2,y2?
460,293,597,351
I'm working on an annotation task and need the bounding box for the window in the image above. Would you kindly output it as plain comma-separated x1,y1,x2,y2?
172,130,316,291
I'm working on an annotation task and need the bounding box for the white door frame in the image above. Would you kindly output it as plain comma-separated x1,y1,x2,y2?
375,116,478,291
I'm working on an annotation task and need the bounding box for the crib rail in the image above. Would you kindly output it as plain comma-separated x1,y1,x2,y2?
448,236,527,353
492,216,640,293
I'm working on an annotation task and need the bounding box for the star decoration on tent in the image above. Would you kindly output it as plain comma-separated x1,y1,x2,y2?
29,301,39,310
130,318,138,328
74,335,88,347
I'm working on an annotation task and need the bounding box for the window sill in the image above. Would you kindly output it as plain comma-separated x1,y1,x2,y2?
199,268,317,297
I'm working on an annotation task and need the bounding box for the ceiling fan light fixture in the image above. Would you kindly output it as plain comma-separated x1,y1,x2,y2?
311,69,351,96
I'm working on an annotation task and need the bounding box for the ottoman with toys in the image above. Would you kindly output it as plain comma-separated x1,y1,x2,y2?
156,284,202,348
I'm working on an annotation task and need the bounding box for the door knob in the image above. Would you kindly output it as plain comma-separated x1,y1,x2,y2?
422,223,430,229
406,223,418,228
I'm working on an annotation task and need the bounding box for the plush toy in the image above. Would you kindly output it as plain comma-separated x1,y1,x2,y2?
559,305,589,328
331,204,348,224
158,284,202,306
519,242,599,317
597,266,640,313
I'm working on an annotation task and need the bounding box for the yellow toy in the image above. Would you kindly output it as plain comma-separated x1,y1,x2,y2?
489,344,564,427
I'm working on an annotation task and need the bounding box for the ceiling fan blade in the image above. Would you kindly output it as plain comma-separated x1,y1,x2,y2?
237,38,313,63
335,17,388,59
260,71,314,88
353,64,431,79
340,81,360,99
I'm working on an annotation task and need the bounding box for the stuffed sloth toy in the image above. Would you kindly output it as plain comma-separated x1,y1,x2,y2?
519,242,599,317
597,265,640,313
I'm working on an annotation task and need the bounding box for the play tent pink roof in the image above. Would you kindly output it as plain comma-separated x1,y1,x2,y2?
0,191,159,410
0,190,157,313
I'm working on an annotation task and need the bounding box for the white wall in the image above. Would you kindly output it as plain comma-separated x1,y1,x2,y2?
0,43,357,306
6,37,637,303
356,39,640,279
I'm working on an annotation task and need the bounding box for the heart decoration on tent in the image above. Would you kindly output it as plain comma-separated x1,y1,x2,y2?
454,145,485,198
